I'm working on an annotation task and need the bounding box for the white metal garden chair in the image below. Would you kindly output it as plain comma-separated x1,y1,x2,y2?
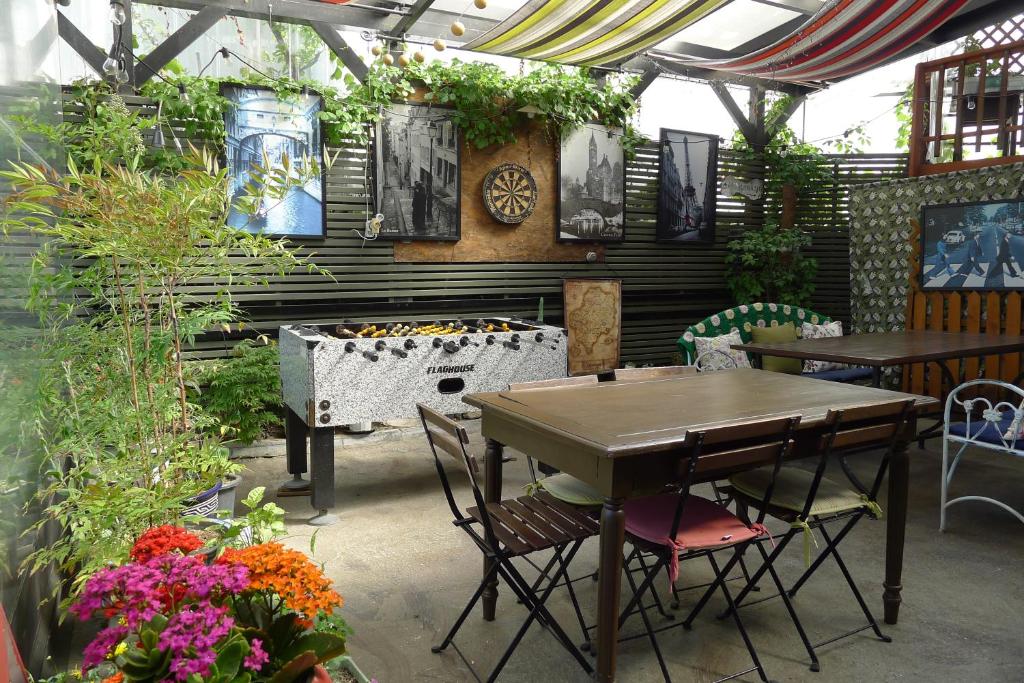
941,379,1024,531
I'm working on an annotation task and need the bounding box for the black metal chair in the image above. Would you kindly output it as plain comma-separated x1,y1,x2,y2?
417,403,598,682
720,399,914,672
615,414,802,682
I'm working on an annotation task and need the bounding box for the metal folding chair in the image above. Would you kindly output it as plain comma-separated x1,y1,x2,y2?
615,414,802,682
721,399,914,672
417,403,598,682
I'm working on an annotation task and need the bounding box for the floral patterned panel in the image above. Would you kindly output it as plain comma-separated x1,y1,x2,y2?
677,302,831,364
849,163,1024,335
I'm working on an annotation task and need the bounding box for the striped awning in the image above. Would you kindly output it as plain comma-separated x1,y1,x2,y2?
670,0,970,84
461,0,729,67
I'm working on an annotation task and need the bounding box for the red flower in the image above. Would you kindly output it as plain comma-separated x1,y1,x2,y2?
130,525,203,563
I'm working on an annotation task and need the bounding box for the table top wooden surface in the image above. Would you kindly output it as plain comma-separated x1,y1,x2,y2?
464,368,937,459
733,330,1024,366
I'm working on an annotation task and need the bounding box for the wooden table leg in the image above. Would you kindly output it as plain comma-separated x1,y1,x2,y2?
482,438,504,621
596,497,625,682
883,419,912,624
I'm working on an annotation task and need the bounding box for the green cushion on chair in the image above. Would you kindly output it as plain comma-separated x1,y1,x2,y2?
729,467,872,517
537,473,604,507
750,322,802,374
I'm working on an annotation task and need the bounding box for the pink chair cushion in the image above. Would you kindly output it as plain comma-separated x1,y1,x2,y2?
624,494,767,584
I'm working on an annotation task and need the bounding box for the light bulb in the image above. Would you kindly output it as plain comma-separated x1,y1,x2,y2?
108,1,127,26
967,96,976,111
102,56,120,76
115,66,130,85
177,83,189,103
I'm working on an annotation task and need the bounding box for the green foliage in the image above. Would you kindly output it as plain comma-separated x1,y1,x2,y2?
196,340,283,444
725,220,818,307
99,58,641,154
0,139,321,600
204,486,288,549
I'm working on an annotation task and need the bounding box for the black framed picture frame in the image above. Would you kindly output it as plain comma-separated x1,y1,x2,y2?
920,198,1024,291
221,83,327,239
557,124,626,243
375,102,461,241
656,128,718,244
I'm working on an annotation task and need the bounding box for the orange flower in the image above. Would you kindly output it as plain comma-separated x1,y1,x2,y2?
102,673,124,683
219,542,342,620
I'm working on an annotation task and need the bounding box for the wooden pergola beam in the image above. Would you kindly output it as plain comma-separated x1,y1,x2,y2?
709,80,760,145
629,59,660,99
57,11,106,77
391,0,436,38
311,22,369,83
137,6,228,84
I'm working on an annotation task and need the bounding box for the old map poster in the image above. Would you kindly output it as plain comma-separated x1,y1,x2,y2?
563,278,621,375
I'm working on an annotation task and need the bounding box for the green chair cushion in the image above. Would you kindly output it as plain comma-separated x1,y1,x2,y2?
537,473,604,507
729,467,871,517
751,322,802,374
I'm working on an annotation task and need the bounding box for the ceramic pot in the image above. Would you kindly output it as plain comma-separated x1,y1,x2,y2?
218,473,242,514
182,480,222,518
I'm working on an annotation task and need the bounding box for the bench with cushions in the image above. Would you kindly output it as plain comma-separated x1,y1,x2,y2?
677,302,874,383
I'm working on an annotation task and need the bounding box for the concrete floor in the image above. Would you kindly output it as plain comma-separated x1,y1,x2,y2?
236,420,1024,682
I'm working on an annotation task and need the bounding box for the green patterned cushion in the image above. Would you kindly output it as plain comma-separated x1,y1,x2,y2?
678,303,831,364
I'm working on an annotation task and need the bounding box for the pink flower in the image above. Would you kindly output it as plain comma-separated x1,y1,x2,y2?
244,638,269,672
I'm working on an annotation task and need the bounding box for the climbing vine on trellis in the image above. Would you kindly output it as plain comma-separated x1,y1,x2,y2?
61,60,641,163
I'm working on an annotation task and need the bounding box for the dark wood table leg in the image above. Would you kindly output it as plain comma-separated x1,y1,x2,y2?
308,426,337,526
596,497,625,682
884,418,912,624
482,438,504,621
279,407,311,496
871,367,882,388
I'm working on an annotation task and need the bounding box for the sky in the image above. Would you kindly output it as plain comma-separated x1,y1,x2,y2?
54,4,984,155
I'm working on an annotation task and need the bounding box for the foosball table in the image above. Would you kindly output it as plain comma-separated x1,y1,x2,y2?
278,317,567,523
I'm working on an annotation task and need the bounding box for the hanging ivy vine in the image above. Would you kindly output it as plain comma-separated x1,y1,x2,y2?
56,59,642,165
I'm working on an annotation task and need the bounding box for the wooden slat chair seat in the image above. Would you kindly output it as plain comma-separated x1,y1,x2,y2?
467,491,600,557
721,399,915,674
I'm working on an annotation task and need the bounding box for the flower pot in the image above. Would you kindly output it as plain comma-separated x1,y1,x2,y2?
218,473,242,515
309,657,372,683
182,480,222,519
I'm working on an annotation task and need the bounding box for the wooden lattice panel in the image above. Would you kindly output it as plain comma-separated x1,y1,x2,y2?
976,13,1024,73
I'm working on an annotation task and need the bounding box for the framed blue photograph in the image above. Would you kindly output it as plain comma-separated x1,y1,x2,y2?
921,199,1024,290
222,84,326,239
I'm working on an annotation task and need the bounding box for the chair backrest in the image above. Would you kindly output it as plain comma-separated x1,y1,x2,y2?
802,399,915,518
417,403,500,547
944,379,1024,450
677,303,831,364
669,415,802,539
613,366,697,382
508,375,598,391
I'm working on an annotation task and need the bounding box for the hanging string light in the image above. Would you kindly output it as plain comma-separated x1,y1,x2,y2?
108,1,127,26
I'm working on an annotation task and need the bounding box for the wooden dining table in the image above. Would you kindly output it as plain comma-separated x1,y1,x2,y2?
464,368,937,682
733,330,1024,389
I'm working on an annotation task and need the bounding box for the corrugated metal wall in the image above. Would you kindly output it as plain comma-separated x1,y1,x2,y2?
62,94,907,364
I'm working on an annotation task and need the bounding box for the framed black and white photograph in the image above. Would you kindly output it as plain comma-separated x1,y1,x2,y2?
375,103,460,241
557,124,625,242
222,84,325,239
656,128,718,244
921,199,1024,290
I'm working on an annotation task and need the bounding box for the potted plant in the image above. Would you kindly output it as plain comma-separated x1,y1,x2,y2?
725,218,818,306
65,488,368,683
0,94,324,600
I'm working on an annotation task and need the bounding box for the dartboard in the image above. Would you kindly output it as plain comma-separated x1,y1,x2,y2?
482,163,537,224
